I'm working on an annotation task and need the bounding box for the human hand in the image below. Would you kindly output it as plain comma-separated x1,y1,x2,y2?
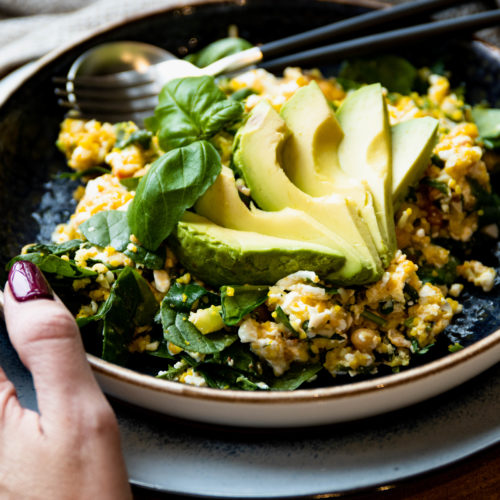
0,261,132,500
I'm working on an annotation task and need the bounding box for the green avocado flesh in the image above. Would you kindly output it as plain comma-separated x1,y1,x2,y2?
336,83,397,263
233,100,383,284
392,117,439,207
175,80,437,287
280,81,389,264
170,212,346,285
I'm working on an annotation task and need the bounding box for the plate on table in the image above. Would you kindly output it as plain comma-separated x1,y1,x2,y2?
0,0,499,432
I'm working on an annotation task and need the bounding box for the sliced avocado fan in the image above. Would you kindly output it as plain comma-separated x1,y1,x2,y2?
280,81,390,266
170,212,346,285
233,100,383,285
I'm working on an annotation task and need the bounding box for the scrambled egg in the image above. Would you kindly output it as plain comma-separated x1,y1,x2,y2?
53,65,497,384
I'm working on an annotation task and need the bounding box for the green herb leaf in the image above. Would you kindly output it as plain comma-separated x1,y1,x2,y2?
164,282,218,312
26,240,83,256
417,256,459,286
230,88,257,101
448,342,464,353
269,363,322,391
80,210,164,269
115,129,153,150
467,176,500,226
471,107,500,140
379,299,394,315
404,283,419,302
80,210,131,252
119,177,142,191
275,306,299,336
421,177,449,195
187,37,252,68
220,284,268,325
147,76,243,151
7,253,96,279
161,303,236,354
361,310,387,326
127,140,222,250
411,339,434,355
100,267,159,364
338,55,417,94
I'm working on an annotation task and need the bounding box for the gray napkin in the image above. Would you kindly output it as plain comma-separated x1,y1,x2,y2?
0,0,499,78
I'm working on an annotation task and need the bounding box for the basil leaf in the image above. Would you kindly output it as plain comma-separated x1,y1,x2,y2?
161,303,236,354
269,363,322,391
164,282,218,312
339,55,417,94
80,210,164,269
25,239,83,256
147,76,243,151
80,210,131,252
471,107,500,140
7,253,96,279
100,267,159,364
127,140,222,250
119,177,141,191
220,285,268,326
188,37,252,68
115,129,153,150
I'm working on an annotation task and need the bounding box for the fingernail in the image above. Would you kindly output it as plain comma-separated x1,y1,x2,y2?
8,261,54,302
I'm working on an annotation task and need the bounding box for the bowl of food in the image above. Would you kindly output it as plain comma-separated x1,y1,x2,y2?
1,0,499,428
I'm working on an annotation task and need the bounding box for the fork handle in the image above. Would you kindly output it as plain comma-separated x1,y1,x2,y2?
260,9,500,72
259,0,469,59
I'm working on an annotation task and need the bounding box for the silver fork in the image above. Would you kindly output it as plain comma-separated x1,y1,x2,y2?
53,0,498,124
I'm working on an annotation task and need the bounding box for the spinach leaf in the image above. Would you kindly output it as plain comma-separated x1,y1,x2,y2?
146,76,243,152
211,343,261,375
80,210,164,269
127,140,222,250
26,239,83,256
164,282,218,312
471,107,500,142
115,129,153,150
468,176,500,225
269,363,322,391
187,37,252,68
197,364,265,390
100,267,159,364
7,253,97,279
161,303,236,354
417,255,459,286
338,55,417,94
220,284,268,325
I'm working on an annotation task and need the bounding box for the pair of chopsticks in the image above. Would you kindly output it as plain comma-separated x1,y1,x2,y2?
255,0,500,71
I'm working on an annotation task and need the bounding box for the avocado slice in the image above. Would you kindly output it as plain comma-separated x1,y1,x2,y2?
336,83,397,261
392,117,439,207
197,166,352,251
233,100,382,284
280,81,389,265
170,212,346,285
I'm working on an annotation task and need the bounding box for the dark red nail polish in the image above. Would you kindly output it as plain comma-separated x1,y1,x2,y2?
8,261,54,302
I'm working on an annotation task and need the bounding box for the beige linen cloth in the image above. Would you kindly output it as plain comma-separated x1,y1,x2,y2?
0,0,499,78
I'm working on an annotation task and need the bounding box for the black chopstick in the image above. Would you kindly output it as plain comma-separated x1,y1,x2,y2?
260,0,470,59
260,9,500,72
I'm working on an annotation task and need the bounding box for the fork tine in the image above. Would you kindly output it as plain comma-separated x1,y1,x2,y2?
52,70,155,89
54,83,161,101
58,96,158,113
